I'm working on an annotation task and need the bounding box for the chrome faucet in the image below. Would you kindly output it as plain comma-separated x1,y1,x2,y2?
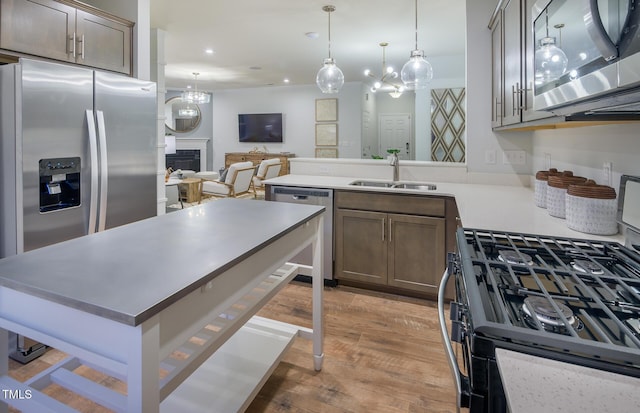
390,151,399,182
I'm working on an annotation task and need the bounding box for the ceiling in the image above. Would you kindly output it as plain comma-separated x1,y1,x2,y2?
150,0,466,92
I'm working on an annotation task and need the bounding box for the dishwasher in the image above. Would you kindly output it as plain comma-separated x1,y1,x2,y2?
269,186,334,283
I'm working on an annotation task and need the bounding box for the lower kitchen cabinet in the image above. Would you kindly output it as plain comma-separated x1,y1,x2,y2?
388,213,445,291
334,190,447,297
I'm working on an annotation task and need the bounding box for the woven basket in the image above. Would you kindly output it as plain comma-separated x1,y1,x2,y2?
534,168,564,208
546,174,587,218
566,180,618,235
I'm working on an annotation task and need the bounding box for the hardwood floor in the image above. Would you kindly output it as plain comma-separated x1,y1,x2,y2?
7,282,462,413
249,282,459,413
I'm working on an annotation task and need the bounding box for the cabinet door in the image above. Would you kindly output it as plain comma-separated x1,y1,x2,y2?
521,0,553,122
76,9,131,74
502,0,523,126
335,209,388,285
490,11,503,128
0,0,75,63
387,214,445,294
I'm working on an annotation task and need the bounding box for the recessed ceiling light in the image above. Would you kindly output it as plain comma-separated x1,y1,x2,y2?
249,66,262,70
204,48,214,54
305,32,319,39
283,78,290,83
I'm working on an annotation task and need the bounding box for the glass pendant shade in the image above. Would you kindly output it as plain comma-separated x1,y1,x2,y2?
534,37,568,82
316,57,344,94
401,50,433,90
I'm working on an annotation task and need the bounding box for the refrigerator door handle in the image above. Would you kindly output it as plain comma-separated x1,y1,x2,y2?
96,110,109,232
86,110,99,234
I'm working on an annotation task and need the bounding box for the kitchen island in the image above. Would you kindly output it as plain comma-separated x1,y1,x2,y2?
0,199,325,412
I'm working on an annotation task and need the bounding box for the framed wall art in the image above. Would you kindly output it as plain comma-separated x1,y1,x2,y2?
315,123,338,146
315,98,338,122
315,147,338,158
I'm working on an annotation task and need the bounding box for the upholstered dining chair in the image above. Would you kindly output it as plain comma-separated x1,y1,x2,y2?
200,161,255,199
251,158,282,198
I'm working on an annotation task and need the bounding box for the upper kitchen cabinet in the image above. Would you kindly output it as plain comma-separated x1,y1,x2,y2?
0,0,133,75
490,0,553,129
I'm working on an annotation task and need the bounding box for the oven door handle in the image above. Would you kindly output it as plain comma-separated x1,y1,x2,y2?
438,268,466,412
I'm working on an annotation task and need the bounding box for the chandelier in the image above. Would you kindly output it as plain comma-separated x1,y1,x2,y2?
316,5,344,94
181,72,210,104
401,0,433,90
178,103,198,118
364,42,405,98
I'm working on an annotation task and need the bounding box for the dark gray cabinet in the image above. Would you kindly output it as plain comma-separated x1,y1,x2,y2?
1,0,132,75
334,190,447,296
490,0,552,128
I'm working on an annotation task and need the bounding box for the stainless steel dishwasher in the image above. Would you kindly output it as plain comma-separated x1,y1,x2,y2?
270,186,334,282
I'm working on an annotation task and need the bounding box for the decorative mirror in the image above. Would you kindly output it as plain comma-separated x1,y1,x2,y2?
164,96,202,133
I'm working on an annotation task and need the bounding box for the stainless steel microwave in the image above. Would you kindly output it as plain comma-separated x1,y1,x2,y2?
532,0,640,116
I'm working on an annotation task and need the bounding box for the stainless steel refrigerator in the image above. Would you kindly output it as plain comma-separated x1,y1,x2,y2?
0,58,157,362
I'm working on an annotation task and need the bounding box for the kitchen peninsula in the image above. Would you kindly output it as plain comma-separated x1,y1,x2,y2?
264,173,626,243
0,199,325,412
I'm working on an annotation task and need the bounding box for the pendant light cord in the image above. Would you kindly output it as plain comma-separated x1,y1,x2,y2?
414,0,419,49
328,8,332,59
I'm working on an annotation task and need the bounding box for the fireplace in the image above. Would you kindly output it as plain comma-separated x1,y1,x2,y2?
166,150,200,172
165,137,209,172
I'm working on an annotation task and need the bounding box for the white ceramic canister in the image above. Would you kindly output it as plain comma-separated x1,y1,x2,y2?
534,168,560,208
547,174,587,219
566,180,618,235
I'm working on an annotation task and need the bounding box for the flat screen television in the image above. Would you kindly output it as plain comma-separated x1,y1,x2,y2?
238,113,283,143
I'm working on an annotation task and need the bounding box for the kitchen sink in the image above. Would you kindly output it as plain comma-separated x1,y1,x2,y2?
393,182,437,190
348,180,437,191
349,180,396,188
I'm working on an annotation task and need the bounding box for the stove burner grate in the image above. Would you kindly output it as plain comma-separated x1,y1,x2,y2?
521,296,583,333
498,250,534,266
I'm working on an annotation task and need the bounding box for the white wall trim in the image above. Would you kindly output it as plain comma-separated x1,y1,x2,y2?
176,137,210,172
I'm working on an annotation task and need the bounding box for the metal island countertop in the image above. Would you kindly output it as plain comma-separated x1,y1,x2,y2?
0,198,325,326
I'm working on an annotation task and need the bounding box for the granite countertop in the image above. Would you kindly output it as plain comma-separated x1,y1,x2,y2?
264,174,625,243
496,349,640,412
0,199,324,326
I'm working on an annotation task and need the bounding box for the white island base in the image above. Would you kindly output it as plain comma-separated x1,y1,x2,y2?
1,262,322,413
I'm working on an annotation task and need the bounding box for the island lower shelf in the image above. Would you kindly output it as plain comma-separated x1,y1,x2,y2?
161,315,305,412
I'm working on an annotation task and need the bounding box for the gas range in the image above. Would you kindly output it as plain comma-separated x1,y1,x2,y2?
440,227,640,412
458,227,640,367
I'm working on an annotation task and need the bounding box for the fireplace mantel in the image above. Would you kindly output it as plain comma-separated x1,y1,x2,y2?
174,137,209,171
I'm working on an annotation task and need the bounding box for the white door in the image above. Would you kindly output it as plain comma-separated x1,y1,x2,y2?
379,113,412,160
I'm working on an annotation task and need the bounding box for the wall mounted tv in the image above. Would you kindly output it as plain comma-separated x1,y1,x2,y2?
238,113,284,143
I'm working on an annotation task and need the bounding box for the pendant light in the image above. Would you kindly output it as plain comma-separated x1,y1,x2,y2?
534,12,567,83
181,72,210,104
316,5,344,94
401,0,433,90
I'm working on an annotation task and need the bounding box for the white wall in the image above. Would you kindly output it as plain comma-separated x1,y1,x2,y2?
532,125,640,191
209,82,362,171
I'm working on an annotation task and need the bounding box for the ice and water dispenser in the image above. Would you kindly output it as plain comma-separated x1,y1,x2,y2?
38,157,81,213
